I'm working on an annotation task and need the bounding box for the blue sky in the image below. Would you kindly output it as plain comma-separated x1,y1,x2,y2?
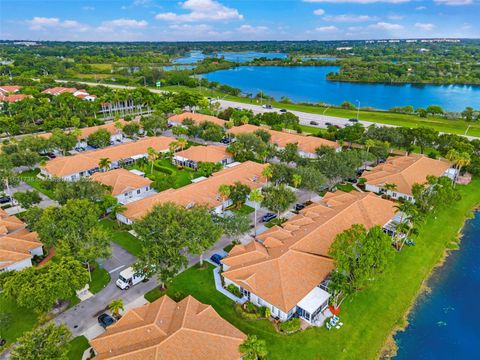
1,0,479,41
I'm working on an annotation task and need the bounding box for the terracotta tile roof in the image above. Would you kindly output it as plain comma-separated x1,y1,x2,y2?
38,120,129,141
121,161,267,221
0,208,8,218
362,154,451,195
222,191,396,313
169,112,226,127
174,145,232,163
228,124,339,153
0,94,32,103
0,85,21,94
90,295,246,360
0,215,26,235
91,168,152,196
42,87,77,95
42,137,175,178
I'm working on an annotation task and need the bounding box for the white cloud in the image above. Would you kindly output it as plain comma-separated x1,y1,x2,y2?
155,0,243,22
415,22,435,30
416,6,427,10
97,18,148,32
323,14,378,22
315,25,338,32
388,15,404,20
313,9,325,16
434,0,473,5
237,25,269,34
371,21,404,30
82,6,95,11
303,0,410,3
26,17,88,32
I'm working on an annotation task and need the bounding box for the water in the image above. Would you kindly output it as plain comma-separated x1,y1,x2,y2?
173,51,287,64
162,65,196,71
202,66,480,111
394,212,480,359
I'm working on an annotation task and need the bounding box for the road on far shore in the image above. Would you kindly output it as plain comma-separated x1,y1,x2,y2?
55,80,480,140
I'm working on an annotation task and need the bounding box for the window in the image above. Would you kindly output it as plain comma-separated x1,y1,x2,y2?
137,189,141,194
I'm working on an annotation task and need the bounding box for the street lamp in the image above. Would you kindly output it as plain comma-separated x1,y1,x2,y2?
323,106,331,123
257,88,263,105
465,125,471,136
356,100,361,120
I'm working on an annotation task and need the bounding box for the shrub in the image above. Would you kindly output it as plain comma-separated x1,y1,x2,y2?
226,284,242,298
234,304,258,320
244,302,257,314
279,318,301,333
153,164,174,175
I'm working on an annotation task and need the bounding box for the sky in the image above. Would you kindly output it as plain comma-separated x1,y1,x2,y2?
0,0,479,42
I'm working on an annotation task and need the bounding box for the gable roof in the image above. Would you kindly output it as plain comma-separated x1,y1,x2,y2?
362,154,451,195
121,161,267,221
91,168,152,196
0,94,32,103
37,120,129,141
90,295,246,360
0,215,26,235
42,87,77,95
222,191,396,313
169,112,226,127
228,124,339,153
174,145,231,163
42,137,175,177
0,85,21,94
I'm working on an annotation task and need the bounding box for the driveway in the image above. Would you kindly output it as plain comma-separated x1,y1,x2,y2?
4,181,58,215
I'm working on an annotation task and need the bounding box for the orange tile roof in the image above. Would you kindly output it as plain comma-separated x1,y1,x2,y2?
0,85,21,94
122,161,266,221
169,112,226,127
90,295,246,360
38,120,129,141
42,87,77,95
91,168,152,196
0,208,8,218
0,94,32,103
222,191,396,313
174,145,232,163
362,154,451,195
228,124,339,153
0,215,26,234
42,137,175,178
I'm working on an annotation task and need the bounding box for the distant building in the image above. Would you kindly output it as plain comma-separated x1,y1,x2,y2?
173,145,233,169
168,112,227,127
42,87,96,101
0,94,32,103
0,85,21,94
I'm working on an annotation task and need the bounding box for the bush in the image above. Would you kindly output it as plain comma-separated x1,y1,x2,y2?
279,318,301,333
234,304,258,320
153,164,174,175
244,302,257,314
226,284,242,298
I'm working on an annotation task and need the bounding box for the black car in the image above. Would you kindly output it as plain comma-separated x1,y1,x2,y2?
98,314,116,328
210,253,225,266
261,213,277,222
220,137,232,144
348,118,359,123
294,203,305,211
309,121,319,126
0,196,10,204
279,109,287,113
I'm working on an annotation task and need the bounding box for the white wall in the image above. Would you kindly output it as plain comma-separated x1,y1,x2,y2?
116,213,133,225
30,245,43,257
116,186,151,204
2,257,33,272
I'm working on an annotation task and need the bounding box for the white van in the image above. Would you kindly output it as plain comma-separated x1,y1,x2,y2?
116,267,145,290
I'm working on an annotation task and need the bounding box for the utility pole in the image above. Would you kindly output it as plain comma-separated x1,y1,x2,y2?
356,100,361,120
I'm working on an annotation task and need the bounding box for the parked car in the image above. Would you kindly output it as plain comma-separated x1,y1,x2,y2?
0,196,10,204
325,122,333,126
98,314,116,328
279,108,287,113
46,153,56,159
344,123,351,127
294,203,305,211
348,118,359,123
309,121,319,125
210,253,225,266
261,213,277,222
235,106,242,110
262,104,273,109
334,124,342,129
220,137,232,144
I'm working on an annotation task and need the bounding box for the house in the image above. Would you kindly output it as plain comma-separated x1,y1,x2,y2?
168,112,226,127
221,191,396,325
0,94,32,103
42,87,96,101
89,295,246,360
41,136,175,180
228,124,340,158
0,85,21,94
118,161,267,224
0,210,43,272
90,168,153,204
362,154,454,201
173,145,233,169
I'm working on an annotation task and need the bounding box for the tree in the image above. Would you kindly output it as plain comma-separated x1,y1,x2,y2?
197,161,222,177
278,143,300,163
176,137,188,151
10,323,72,360
109,298,125,318
87,128,111,148
50,129,77,155
98,157,111,172
262,165,273,185
218,212,251,241
261,184,296,217
413,127,438,154
249,188,264,236
239,335,268,360
295,166,327,195
141,113,167,135
13,190,41,209
53,178,110,205
229,182,251,208
292,173,302,189
218,184,231,210
123,122,141,138
147,147,158,173
32,199,111,263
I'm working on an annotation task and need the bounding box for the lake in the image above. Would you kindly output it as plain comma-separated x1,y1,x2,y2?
173,51,287,64
202,66,480,111
394,212,480,359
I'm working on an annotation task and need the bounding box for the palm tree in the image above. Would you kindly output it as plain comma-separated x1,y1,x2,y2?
168,141,178,157
239,335,268,360
364,139,376,169
383,182,397,197
176,138,188,151
455,152,471,186
261,165,273,186
218,184,231,211
147,147,158,174
292,173,302,189
108,298,124,319
98,158,111,172
249,188,264,236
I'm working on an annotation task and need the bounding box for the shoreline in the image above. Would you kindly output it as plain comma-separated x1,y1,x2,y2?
380,208,477,358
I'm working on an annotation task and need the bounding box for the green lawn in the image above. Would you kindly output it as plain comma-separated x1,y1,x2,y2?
336,183,355,192
0,295,39,349
99,218,143,257
17,169,55,199
161,85,480,137
89,265,111,294
143,179,480,360
232,204,255,215
68,335,90,360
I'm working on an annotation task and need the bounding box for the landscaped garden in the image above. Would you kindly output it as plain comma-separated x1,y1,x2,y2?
143,179,480,359
67,336,90,360
99,218,142,257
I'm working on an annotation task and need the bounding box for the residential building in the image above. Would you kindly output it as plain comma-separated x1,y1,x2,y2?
173,145,233,169
221,191,396,325
0,85,21,94
90,168,153,204
362,154,454,201
228,124,340,157
0,210,43,272
118,161,267,224
42,87,96,101
0,94,32,103
168,112,226,127
41,136,175,180
89,295,246,360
